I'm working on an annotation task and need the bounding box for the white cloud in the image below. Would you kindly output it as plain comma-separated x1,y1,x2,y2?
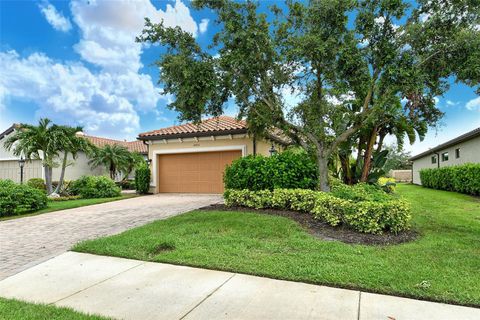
0,50,161,138
71,0,199,72
419,13,430,23
199,18,209,34
465,97,480,111
39,1,72,32
446,100,458,106
0,0,210,139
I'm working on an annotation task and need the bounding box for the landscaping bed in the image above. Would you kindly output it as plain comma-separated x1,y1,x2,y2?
74,184,480,307
199,203,418,245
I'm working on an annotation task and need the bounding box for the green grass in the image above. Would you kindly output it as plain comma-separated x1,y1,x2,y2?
0,298,111,320
0,194,138,221
73,184,480,306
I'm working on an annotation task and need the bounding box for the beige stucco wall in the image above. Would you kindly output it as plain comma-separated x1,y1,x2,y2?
0,159,43,183
0,131,44,182
0,133,20,160
412,135,480,184
1,130,108,183
146,134,284,192
51,152,108,182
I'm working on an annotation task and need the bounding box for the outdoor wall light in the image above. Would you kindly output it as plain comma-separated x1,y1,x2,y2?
269,144,277,156
18,156,26,184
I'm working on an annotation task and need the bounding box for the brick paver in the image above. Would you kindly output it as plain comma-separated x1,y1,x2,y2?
0,194,222,280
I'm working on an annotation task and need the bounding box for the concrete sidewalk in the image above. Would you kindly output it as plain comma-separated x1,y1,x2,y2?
0,252,478,320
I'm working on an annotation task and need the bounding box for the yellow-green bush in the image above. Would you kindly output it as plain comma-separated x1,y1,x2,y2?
224,188,411,234
378,177,397,193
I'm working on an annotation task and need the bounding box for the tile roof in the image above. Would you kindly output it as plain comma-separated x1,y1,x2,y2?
138,116,248,139
79,134,147,154
410,127,480,161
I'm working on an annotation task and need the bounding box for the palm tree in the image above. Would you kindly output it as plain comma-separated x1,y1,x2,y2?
50,125,95,194
4,118,58,194
121,152,145,181
89,144,131,180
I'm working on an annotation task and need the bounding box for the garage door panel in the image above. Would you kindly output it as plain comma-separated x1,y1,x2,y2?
157,150,241,193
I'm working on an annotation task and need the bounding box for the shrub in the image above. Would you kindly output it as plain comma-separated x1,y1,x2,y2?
117,180,135,190
378,177,396,193
27,178,46,192
70,176,121,199
0,179,48,216
331,182,392,202
135,165,151,194
224,150,318,191
420,163,480,195
51,180,74,196
224,188,411,234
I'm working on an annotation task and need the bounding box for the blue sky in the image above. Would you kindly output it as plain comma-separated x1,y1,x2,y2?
0,0,479,156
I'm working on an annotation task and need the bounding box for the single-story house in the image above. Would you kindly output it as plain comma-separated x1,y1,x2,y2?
410,127,480,184
138,116,288,194
0,124,147,183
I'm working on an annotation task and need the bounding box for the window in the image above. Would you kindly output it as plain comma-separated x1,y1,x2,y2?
442,152,449,162
455,148,460,159
431,155,437,164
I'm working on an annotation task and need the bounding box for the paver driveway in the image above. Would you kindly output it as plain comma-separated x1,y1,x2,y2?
0,194,222,280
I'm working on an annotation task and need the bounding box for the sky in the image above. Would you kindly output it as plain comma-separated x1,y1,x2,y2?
0,0,479,156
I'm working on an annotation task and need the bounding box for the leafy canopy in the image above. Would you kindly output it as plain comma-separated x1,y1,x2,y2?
137,0,479,190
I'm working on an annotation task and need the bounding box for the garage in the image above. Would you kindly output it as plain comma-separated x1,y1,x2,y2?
156,150,241,193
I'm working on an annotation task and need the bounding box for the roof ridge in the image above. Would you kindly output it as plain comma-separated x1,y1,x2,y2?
138,116,247,139
410,126,480,160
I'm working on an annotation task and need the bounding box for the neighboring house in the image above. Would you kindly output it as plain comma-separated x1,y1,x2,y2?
410,127,480,185
0,124,147,183
138,116,288,194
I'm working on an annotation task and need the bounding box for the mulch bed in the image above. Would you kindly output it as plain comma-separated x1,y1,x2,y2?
199,204,418,246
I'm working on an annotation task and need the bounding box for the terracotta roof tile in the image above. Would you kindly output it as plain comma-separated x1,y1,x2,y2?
138,116,247,138
79,134,147,154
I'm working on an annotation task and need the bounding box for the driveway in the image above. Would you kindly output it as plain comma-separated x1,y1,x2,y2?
0,194,222,280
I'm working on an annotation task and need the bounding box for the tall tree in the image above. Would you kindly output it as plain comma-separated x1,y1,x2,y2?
137,0,479,191
88,144,131,180
4,118,59,194
50,125,94,194
121,152,145,181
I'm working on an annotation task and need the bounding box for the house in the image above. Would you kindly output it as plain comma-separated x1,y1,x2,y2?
410,127,480,184
0,124,147,183
138,116,288,194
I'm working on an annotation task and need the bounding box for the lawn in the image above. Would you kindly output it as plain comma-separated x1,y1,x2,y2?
0,194,138,221
0,298,111,320
73,184,480,306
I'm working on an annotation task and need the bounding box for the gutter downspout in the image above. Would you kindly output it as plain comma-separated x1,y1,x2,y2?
434,152,440,168
253,135,257,156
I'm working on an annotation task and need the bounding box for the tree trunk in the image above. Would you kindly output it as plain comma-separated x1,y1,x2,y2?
110,164,115,180
339,153,352,185
54,151,68,194
316,149,330,192
376,132,386,153
360,127,378,182
44,164,53,195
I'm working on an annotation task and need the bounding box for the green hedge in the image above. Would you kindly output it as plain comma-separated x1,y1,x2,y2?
224,150,318,191
0,180,48,216
420,163,480,195
224,188,411,234
135,165,151,194
70,176,121,199
27,178,46,191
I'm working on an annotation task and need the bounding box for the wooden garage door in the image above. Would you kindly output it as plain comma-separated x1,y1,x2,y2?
157,150,242,193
